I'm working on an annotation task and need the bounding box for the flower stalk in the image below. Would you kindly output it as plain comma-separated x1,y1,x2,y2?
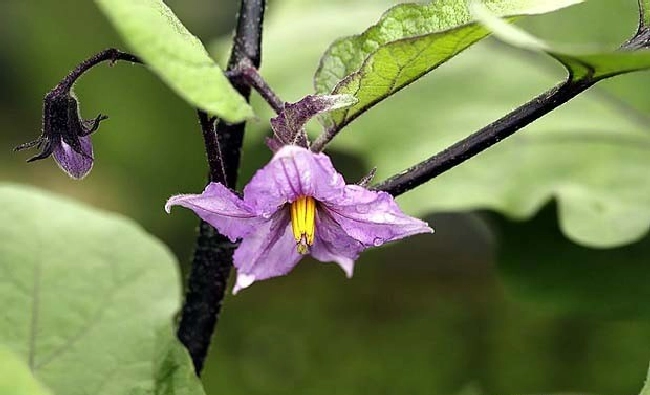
14,48,141,179
226,66,284,114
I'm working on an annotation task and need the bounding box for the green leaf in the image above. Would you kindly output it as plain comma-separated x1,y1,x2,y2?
95,0,253,122
314,0,582,129
0,184,200,395
471,1,650,80
152,325,206,395
0,346,52,395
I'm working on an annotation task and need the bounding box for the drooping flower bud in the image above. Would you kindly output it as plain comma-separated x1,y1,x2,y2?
15,90,107,179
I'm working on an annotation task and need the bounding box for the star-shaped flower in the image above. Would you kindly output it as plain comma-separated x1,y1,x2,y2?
166,145,432,293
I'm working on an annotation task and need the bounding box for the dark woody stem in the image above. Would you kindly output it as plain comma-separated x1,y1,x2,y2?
374,17,650,197
226,67,284,113
197,111,227,183
177,0,265,376
56,48,142,93
373,78,594,195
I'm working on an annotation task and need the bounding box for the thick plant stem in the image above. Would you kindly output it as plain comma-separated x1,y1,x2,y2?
177,0,266,376
226,67,284,113
374,78,594,196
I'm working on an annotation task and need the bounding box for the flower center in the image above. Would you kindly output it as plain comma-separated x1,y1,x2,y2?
290,195,316,255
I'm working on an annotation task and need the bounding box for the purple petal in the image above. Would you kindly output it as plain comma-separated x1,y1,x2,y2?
232,209,302,293
311,210,364,277
165,182,263,242
52,136,93,179
322,185,433,247
243,145,346,215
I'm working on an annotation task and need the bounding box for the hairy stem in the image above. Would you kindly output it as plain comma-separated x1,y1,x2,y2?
374,22,650,196
373,78,594,195
56,48,142,93
177,0,266,376
227,67,284,113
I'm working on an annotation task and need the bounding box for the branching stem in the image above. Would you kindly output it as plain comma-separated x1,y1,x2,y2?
227,67,284,113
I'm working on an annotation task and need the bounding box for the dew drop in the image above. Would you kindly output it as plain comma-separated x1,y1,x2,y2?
355,204,370,214
373,237,384,247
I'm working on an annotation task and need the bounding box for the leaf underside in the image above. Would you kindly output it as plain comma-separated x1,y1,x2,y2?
470,1,650,81
95,0,253,122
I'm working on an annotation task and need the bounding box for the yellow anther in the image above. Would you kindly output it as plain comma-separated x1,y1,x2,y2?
290,195,316,254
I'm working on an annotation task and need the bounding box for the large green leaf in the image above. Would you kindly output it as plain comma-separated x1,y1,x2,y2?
0,346,52,395
244,1,650,247
0,184,200,395
95,0,253,122
471,1,650,80
314,0,581,130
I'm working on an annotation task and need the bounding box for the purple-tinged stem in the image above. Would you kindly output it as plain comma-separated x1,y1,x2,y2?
227,66,284,114
56,48,142,93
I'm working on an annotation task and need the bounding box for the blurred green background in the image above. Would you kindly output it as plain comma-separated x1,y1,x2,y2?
2,0,650,394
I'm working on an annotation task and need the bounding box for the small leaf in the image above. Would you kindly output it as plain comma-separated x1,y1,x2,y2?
0,184,193,395
314,0,582,129
270,94,357,147
95,0,253,122
0,346,52,395
471,1,650,81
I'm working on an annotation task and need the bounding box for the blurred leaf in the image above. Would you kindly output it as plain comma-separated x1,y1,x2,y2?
0,184,189,395
0,346,52,395
314,0,581,129
471,1,650,80
95,0,253,122
495,204,650,319
151,325,205,395
641,362,650,395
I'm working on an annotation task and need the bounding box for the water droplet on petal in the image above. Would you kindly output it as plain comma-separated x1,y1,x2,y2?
373,237,384,247
355,204,370,214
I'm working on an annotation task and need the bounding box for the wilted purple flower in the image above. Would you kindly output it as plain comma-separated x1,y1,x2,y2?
15,91,107,179
166,145,432,293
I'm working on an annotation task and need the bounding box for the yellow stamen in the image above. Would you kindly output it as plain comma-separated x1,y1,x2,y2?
290,195,316,254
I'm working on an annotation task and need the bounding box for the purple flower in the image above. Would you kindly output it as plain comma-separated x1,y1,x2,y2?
166,145,432,293
15,92,107,179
